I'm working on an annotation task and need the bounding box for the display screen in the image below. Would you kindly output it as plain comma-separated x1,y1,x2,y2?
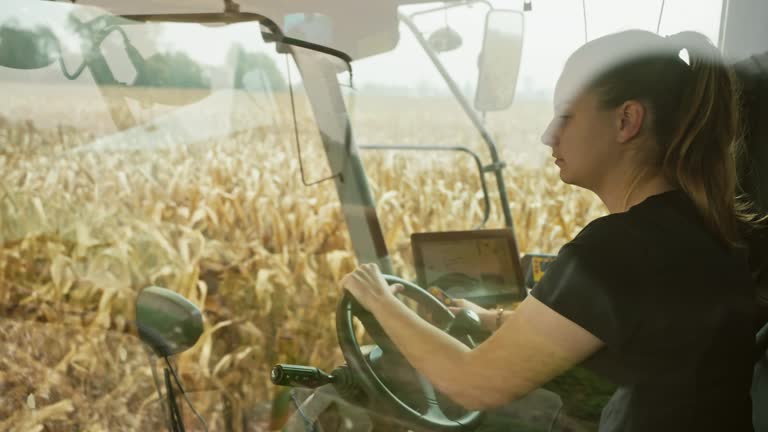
412,230,526,306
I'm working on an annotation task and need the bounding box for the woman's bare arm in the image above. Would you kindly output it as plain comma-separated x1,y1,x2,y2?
370,293,604,410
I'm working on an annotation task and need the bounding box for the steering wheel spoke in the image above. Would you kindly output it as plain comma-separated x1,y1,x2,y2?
416,373,452,419
416,372,439,404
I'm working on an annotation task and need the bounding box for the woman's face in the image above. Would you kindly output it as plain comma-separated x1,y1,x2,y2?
541,78,621,192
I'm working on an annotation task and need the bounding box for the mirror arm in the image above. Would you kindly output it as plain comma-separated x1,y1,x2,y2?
59,57,87,80
398,12,517,232
59,15,126,81
75,31,139,129
409,0,493,19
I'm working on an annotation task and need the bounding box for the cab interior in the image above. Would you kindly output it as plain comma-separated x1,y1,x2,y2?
0,1,767,431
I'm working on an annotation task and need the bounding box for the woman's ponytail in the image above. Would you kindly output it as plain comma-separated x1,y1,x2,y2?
661,31,763,249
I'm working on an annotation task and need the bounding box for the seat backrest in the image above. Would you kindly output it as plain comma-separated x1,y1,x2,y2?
754,323,768,430
735,51,768,431
735,52,768,214
735,51,768,306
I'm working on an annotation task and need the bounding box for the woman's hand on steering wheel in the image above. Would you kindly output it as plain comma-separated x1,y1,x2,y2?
341,263,404,313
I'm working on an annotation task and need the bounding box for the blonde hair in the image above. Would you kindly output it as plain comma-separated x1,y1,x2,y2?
569,30,765,249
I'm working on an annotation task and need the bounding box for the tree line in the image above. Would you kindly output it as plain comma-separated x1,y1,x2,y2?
0,19,286,91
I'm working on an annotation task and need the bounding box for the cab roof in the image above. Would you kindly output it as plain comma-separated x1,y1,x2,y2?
50,0,458,59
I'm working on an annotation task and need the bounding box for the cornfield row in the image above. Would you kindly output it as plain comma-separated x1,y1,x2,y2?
0,97,606,431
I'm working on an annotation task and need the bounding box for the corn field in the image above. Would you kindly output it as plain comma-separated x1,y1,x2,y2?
0,92,607,432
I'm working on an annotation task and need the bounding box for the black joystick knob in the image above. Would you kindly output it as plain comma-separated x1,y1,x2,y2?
447,308,491,342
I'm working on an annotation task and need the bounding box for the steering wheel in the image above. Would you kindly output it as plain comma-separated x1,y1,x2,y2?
336,274,484,431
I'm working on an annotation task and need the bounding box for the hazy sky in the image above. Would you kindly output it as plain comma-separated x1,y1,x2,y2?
0,0,728,147
153,0,723,95
2,0,723,96
351,0,723,94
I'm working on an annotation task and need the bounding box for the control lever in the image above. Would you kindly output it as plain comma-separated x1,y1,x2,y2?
446,308,492,344
271,364,334,388
271,364,366,402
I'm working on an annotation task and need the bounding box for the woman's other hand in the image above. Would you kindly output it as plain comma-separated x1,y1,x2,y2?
340,263,403,313
449,299,497,331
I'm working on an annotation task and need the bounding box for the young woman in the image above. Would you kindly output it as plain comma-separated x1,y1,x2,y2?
341,30,764,431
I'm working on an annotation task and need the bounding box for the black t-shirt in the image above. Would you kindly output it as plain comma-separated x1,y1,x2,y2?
531,190,757,432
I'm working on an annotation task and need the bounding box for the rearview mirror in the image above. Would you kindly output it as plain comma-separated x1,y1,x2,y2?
428,26,463,53
0,23,60,69
135,286,204,358
474,10,524,112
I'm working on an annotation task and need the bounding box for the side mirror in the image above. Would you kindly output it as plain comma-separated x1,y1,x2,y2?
135,286,204,358
474,10,524,112
0,23,60,69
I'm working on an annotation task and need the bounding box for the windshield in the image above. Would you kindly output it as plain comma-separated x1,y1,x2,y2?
1,1,736,432
1,2,353,431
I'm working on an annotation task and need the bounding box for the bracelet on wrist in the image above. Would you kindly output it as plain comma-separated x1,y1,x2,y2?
496,307,504,330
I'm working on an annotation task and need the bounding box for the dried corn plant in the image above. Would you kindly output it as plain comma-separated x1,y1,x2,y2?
0,95,606,432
